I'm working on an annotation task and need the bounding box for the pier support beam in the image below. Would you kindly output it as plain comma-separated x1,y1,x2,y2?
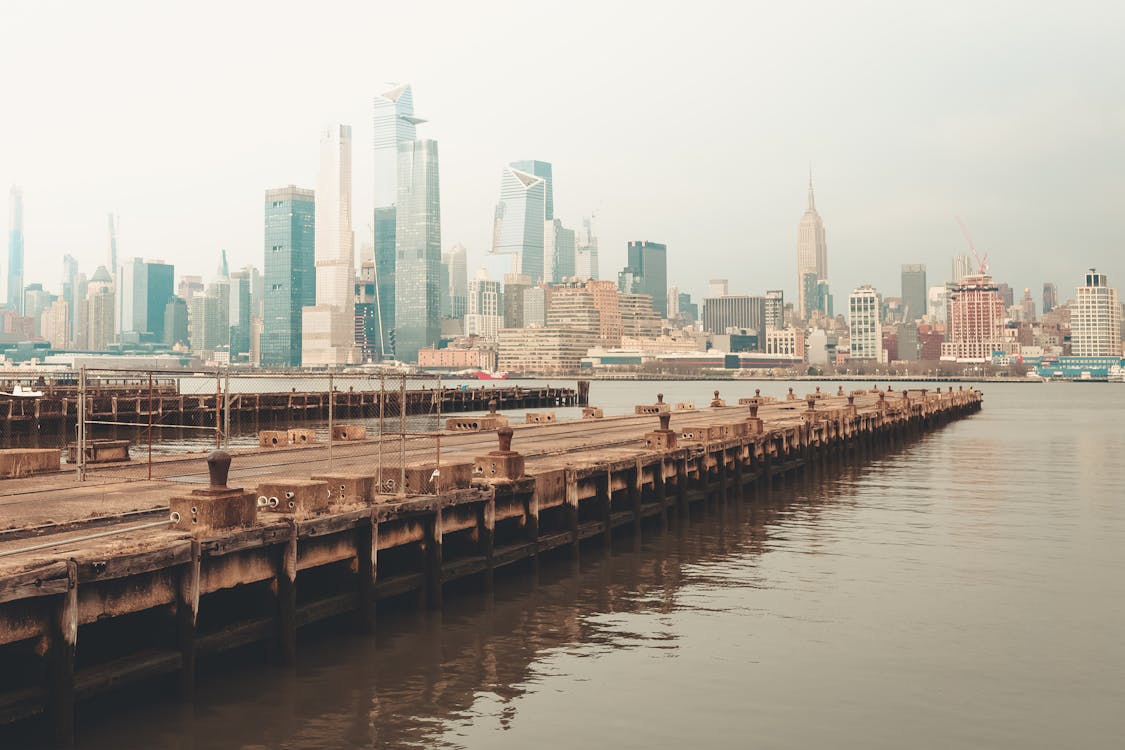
357,514,377,633
277,521,298,665
425,511,443,609
47,560,78,747
177,541,201,699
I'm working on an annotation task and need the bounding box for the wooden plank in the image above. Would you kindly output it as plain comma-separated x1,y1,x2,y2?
374,571,425,600
295,592,357,628
0,684,47,725
76,541,193,583
200,524,291,557
196,617,273,658
0,561,70,604
73,649,182,701
296,509,369,539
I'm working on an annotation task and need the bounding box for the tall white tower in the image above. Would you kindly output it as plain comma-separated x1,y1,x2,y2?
302,124,356,366
796,173,828,318
1072,268,1122,356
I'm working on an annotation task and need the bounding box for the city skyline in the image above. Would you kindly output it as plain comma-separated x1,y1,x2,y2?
2,3,1122,307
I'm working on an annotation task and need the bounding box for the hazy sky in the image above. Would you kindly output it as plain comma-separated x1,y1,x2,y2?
2,1,1123,309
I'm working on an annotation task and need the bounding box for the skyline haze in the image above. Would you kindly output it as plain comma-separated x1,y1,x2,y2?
1,1,1123,307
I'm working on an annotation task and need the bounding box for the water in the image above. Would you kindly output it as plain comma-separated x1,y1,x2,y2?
68,381,1125,748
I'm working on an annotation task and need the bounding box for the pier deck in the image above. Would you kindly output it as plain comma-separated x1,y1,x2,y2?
0,386,982,743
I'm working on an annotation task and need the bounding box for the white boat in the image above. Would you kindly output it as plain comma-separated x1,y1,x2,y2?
1108,365,1125,383
0,384,44,398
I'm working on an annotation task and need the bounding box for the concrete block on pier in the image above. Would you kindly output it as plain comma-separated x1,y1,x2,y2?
287,429,317,446
445,415,509,431
473,427,525,481
258,430,289,448
170,450,258,533
257,479,331,515
674,402,696,410
644,412,678,450
330,424,367,441
525,411,556,424
0,448,60,478
375,462,474,495
66,439,129,464
582,407,604,419
709,390,726,407
636,393,671,415
310,473,374,505
170,489,257,533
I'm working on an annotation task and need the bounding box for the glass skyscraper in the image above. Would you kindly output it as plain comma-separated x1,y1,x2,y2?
116,258,173,343
620,240,668,317
509,160,553,220
900,264,927,323
8,186,24,314
373,84,423,359
262,185,315,367
394,140,441,363
492,167,546,282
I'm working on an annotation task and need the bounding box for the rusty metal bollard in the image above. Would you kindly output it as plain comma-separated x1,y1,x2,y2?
207,450,231,490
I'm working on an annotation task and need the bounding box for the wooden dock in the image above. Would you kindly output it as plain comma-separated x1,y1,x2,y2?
0,381,586,435
0,386,981,744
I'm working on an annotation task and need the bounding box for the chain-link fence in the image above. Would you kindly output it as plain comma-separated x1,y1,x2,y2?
63,369,447,491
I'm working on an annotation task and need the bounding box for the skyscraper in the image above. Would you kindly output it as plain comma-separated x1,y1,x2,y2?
619,241,668,317
1042,282,1058,315
952,254,973,283
373,83,423,359
900,264,927,322
117,258,174,343
443,243,468,319
943,274,1006,360
492,167,546,282
393,139,441,362
575,216,599,280
1072,268,1121,356
85,266,115,352
7,186,24,314
62,254,79,345
848,285,883,361
765,290,785,330
229,269,252,360
546,219,576,283
795,174,828,319
509,160,554,220
303,124,357,367
465,269,503,342
106,214,118,281
262,186,315,367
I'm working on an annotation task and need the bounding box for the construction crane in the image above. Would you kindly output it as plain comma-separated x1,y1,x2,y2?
955,216,989,275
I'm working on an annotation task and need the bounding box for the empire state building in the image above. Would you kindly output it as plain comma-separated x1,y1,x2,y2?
796,174,828,318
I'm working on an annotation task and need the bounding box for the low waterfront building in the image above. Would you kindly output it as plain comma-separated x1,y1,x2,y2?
417,345,498,371
498,327,595,374
765,327,805,359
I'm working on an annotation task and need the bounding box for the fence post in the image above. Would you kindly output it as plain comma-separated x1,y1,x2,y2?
77,366,87,481
148,371,154,481
378,372,385,491
435,373,441,472
327,370,334,469
214,368,222,449
399,375,406,496
223,369,231,450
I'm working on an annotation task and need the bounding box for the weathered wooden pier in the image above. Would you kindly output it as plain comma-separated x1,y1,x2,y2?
0,386,981,744
0,380,586,435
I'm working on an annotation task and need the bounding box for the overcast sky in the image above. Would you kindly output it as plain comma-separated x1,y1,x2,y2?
2,1,1123,308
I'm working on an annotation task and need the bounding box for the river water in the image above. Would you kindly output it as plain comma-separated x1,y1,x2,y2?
68,380,1125,748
